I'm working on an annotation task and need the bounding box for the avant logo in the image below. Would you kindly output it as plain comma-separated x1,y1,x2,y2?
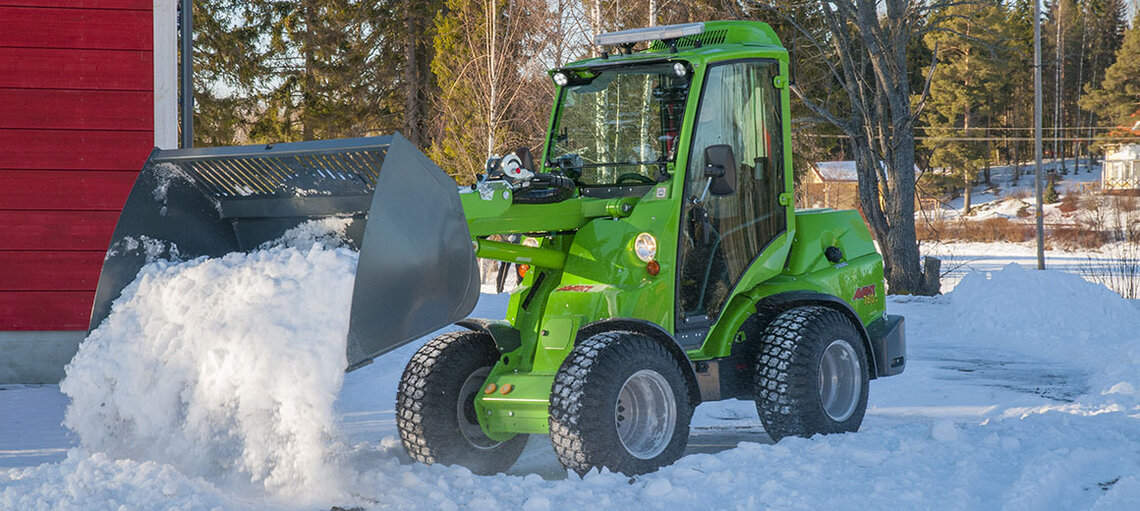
853,284,876,304
556,285,595,292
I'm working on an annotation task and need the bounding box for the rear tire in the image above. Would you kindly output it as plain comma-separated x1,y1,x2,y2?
754,306,869,441
549,331,692,476
397,330,527,475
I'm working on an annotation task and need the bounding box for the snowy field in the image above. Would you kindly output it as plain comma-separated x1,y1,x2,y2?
2,239,1140,510
922,157,1103,224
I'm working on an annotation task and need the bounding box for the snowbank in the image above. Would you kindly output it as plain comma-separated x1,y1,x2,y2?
60,244,358,505
0,450,246,511
943,263,1140,402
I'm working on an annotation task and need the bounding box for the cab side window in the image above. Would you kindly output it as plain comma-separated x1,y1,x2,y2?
678,60,786,324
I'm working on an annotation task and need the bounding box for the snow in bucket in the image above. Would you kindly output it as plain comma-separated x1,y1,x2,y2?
61,235,358,504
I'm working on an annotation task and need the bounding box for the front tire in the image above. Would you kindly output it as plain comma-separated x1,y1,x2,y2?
754,306,870,441
549,331,693,476
397,330,527,475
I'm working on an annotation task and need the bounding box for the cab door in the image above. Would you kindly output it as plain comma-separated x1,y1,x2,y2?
675,59,787,346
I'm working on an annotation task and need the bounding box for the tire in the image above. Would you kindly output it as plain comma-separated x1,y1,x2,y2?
754,306,870,442
549,331,693,476
397,330,527,475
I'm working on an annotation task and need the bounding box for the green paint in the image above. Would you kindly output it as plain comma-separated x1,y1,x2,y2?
450,21,890,437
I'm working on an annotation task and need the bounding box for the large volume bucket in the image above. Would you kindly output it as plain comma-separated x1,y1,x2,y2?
89,133,480,369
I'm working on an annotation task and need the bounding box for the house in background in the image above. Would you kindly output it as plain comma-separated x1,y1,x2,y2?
804,161,860,210
803,160,926,212
0,0,179,383
1102,144,1140,194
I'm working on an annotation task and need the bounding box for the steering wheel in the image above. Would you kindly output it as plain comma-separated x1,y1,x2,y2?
615,172,656,185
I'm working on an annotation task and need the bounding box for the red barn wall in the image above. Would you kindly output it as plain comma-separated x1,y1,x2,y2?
0,0,154,330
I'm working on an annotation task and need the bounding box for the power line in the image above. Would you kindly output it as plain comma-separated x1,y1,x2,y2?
913,126,1126,131
800,134,1140,142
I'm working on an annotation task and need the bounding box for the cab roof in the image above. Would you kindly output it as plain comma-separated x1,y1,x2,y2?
558,20,786,72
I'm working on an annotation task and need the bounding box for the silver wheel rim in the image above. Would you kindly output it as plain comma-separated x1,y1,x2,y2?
819,339,861,422
457,367,500,449
615,369,677,460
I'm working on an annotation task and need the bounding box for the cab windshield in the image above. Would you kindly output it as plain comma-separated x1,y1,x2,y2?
547,64,690,187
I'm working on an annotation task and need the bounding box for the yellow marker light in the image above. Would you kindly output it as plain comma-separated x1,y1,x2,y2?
483,383,497,394
499,383,514,395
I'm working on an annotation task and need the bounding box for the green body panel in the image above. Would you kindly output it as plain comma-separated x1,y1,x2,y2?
461,182,636,238
449,21,888,437
692,209,886,361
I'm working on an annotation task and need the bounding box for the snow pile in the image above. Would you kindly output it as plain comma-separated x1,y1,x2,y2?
947,263,1140,337
60,244,358,504
942,263,1140,399
262,217,353,251
0,450,245,511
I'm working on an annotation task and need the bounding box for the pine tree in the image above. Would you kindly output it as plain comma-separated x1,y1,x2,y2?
921,1,1006,214
191,0,273,146
1003,0,1036,181
1080,13,1140,149
401,0,447,147
1043,177,1060,203
191,1,409,146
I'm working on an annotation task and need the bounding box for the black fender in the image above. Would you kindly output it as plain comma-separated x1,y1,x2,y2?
752,291,881,378
576,318,702,407
455,318,522,353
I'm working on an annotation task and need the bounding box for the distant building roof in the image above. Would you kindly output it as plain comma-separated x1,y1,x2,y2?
812,161,860,182
1106,144,1140,161
811,160,921,182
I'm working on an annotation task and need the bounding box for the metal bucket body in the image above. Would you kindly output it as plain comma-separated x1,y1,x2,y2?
90,133,480,369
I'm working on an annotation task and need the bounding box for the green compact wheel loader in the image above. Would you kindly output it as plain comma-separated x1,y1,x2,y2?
91,20,905,476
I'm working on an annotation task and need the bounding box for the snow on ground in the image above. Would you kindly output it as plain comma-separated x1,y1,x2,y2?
3,239,1140,510
926,157,1103,222
920,240,1138,293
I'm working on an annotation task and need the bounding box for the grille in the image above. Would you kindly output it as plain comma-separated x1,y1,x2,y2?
153,138,391,198
649,29,728,51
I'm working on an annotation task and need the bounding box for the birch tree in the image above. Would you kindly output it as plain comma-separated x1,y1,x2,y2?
430,0,550,182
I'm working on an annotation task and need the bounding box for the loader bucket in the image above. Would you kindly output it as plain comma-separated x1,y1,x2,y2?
89,133,480,369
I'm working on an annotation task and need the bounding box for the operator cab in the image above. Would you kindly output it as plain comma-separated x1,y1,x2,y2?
553,21,791,343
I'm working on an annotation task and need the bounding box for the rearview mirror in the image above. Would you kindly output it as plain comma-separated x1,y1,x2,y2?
704,145,737,195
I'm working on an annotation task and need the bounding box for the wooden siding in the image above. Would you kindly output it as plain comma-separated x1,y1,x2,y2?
0,1,152,330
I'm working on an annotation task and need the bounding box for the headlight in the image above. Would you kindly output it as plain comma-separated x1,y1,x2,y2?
634,233,657,262
521,237,541,248
673,62,688,77
552,72,569,87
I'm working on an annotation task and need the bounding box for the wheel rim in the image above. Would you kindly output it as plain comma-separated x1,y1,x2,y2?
818,339,862,422
456,367,500,449
615,369,677,460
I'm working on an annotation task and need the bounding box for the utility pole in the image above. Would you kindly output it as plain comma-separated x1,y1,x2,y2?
180,0,193,148
1053,4,1062,172
1035,0,1045,269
